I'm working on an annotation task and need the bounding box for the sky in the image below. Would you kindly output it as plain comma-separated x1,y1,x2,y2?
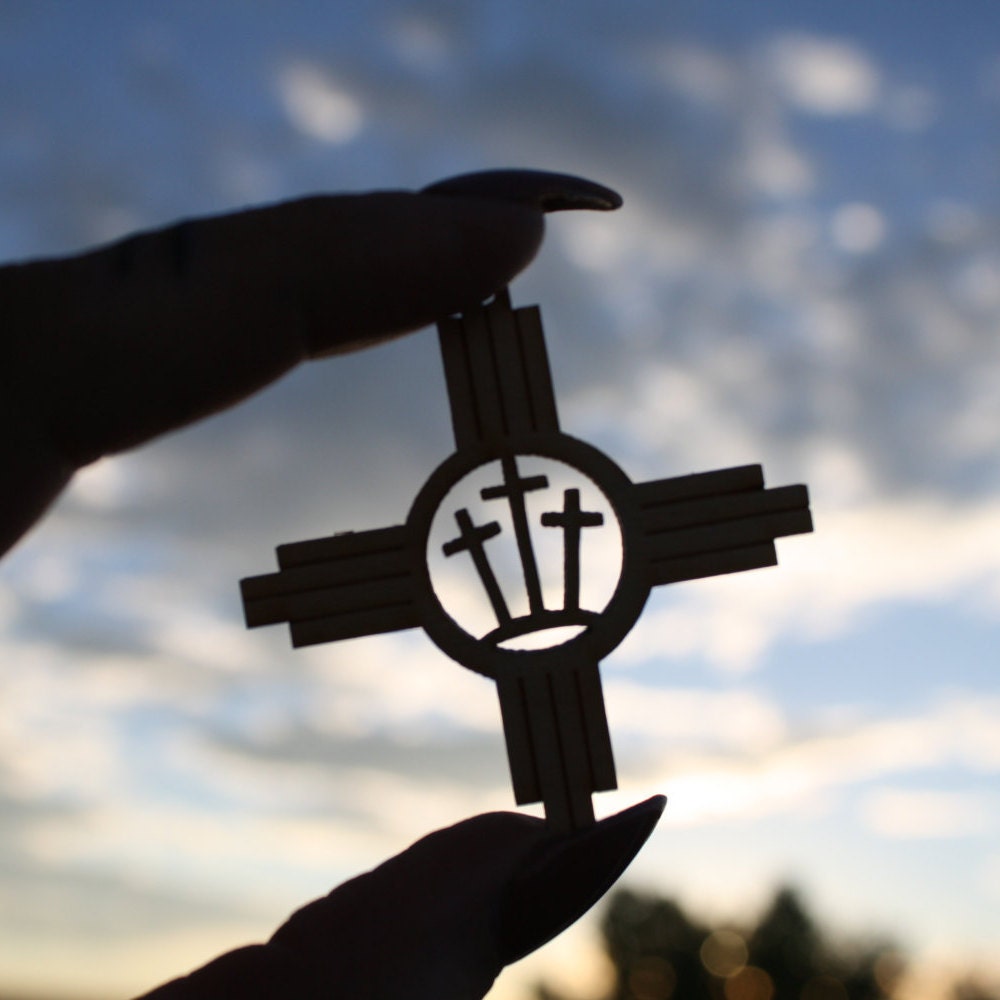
1,1,1000,997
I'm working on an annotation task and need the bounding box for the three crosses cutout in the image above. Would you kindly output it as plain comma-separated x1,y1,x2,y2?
443,457,604,644
241,290,812,832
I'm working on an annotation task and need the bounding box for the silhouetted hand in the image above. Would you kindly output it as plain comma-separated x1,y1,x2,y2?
138,798,665,1000
1,169,661,999
0,169,620,555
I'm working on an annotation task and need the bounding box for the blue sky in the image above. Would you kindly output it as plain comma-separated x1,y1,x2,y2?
2,2,1000,997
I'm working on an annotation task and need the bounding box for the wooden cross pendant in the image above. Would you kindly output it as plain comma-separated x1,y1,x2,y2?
240,290,813,832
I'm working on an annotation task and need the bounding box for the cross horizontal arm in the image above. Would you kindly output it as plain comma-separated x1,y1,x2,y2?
635,466,813,587
240,525,419,647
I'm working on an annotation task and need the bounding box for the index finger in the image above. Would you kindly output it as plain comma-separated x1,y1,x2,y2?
0,170,621,554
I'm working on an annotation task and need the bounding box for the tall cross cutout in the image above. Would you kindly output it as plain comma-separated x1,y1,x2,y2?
241,289,813,831
481,455,549,615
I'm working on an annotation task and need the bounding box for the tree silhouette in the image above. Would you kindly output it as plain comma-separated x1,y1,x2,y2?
950,977,1000,1000
747,887,821,999
601,890,711,1000
534,885,903,1000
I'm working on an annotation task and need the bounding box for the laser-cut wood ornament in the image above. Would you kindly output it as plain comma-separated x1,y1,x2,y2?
241,289,813,832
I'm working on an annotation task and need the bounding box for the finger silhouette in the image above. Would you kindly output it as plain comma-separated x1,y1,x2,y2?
0,170,621,555
137,796,664,1000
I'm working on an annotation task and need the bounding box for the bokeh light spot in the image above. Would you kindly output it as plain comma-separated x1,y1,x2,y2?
873,951,906,994
724,966,774,1000
700,928,749,978
628,955,677,1000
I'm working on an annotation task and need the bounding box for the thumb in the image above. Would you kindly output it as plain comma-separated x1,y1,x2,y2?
137,796,664,1000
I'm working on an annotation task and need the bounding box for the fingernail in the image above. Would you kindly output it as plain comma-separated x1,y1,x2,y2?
498,795,666,965
422,169,623,213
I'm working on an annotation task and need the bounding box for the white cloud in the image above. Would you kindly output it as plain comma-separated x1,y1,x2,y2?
648,42,738,107
277,61,364,144
831,202,887,254
147,612,263,673
862,788,999,839
766,34,880,115
631,696,1000,829
883,84,938,131
300,632,502,737
984,852,1000,901
5,550,79,603
612,484,1000,673
385,14,453,73
0,921,275,1000
605,682,787,754
70,458,137,511
954,253,1000,312
737,129,815,199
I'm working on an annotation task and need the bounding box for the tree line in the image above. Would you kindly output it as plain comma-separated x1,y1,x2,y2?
534,886,996,1000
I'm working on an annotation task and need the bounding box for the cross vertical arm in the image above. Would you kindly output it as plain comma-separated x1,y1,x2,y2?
437,288,561,449
496,656,617,834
